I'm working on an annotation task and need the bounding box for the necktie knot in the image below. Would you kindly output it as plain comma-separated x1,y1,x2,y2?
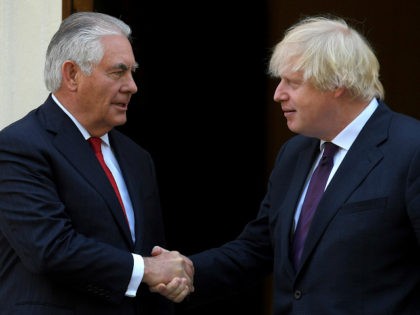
320,142,339,165
88,137,102,154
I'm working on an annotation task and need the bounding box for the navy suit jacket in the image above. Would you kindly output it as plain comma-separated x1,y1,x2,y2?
0,95,173,314
189,101,420,315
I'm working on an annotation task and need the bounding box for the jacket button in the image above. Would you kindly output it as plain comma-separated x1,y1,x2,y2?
294,290,302,299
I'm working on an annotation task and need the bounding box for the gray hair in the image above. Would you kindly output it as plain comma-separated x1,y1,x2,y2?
44,12,132,92
268,16,384,101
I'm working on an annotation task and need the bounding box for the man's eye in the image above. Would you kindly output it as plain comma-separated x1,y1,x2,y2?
110,71,124,78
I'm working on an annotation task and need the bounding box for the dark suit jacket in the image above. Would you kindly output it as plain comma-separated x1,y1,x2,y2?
0,95,174,315
189,101,420,315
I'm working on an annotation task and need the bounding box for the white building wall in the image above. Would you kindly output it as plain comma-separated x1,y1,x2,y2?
0,0,61,128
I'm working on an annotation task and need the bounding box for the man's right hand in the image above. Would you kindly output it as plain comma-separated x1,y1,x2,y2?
143,246,194,302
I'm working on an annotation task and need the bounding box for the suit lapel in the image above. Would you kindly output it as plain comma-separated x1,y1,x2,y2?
297,105,390,271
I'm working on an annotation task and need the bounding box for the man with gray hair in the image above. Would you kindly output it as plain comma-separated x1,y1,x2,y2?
0,11,193,315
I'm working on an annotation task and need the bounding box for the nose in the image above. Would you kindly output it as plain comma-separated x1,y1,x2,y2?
128,75,138,94
122,73,138,94
273,80,286,103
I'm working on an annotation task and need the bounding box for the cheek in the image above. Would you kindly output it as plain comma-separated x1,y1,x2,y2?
78,81,102,102
87,87,113,107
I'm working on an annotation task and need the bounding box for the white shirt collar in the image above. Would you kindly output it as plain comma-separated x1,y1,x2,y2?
322,98,379,151
51,94,110,145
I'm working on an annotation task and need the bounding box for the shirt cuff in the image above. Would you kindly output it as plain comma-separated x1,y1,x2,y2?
125,253,144,297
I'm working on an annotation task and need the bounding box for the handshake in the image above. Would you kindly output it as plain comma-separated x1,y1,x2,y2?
142,246,195,303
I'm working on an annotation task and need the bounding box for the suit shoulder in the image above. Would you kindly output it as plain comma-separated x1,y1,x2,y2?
389,111,420,145
0,109,40,142
109,129,151,157
391,111,420,128
271,135,316,164
282,135,316,151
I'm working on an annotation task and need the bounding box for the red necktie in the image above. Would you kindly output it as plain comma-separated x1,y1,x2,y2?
88,137,128,225
292,142,339,269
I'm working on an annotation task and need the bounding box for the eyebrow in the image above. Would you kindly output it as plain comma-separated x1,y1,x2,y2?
114,62,139,72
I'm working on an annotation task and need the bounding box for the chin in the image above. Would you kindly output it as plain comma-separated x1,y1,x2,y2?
287,122,298,133
113,116,127,127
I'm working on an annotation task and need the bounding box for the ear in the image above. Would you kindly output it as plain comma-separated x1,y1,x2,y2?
333,86,346,98
61,61,80,91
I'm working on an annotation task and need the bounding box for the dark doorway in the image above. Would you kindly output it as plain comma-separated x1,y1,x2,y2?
93,1,269,314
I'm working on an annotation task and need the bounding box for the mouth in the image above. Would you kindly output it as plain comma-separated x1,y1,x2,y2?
113,102,128,110
282,108,296,118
